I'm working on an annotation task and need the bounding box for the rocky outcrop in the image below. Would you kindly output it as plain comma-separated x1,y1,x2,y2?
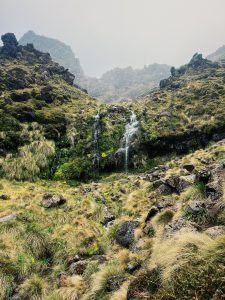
142,124,225,159
0,33,75,87
160,53,219,90
1,33,19,57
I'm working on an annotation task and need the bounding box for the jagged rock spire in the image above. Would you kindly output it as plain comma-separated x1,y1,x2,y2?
1,33,19,57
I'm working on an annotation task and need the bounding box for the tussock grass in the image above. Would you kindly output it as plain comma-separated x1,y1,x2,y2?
57,276,86,300
109,281,129,300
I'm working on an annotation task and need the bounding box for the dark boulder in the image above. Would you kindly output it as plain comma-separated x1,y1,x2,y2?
40,85,54,103
164,174,196,193
156,183,172,195
205,180,223,201
41,192,66,208
115,221,139,248
157,198,174,210
11,91,30,102
0,194,10,200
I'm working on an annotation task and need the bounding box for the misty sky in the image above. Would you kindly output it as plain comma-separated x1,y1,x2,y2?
1,0,225,77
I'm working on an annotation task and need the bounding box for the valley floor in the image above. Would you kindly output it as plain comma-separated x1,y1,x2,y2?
1,140,225,299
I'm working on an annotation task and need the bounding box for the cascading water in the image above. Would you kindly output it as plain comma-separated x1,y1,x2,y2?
93,112,100,169
122,111,139,172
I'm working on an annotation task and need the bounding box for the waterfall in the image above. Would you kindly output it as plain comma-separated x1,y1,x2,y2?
93,112,100,169
122,111,139,172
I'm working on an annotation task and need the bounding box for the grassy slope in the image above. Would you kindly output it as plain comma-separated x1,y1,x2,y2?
0,140,225,299
132,65,225,143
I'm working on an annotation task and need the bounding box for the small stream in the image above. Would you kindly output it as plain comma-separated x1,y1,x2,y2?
93,112,100,169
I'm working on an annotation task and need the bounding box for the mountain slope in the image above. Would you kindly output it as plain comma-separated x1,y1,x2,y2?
131,53,225,159
81,64,171,102
207,44,225,62
1,134,225,300
0,33,131,181
19,30,84,82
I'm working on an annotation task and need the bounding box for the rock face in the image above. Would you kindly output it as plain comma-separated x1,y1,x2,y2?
41,193,66,208
115,221,139,248
1,33,18,57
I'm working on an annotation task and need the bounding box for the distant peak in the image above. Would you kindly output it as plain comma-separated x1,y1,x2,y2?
26,30,36,35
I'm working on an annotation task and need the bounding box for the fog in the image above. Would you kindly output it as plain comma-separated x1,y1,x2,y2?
1,0,225,77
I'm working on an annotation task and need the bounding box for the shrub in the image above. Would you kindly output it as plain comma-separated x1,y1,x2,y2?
54,157,93,181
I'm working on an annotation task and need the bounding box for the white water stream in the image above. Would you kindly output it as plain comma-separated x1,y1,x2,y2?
122,111,139,172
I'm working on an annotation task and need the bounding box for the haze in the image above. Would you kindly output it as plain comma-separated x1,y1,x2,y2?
1,0,225,77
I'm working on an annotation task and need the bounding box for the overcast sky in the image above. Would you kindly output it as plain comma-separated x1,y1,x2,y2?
1,0,225,77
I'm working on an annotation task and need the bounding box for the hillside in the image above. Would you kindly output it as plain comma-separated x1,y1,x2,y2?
207,44,225,62
1,33,225,300
19,31,84,82
1,131,225,299
19,31,170,102
131,53,225,158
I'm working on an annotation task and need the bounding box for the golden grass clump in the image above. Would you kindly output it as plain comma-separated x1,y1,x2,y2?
109,281,129,300
57,275,86,300
85,263,125,299
148,232,225,299
1,139,55,181
18,274,47,299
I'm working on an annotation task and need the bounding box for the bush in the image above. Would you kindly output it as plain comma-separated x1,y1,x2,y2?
54,157,93,181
